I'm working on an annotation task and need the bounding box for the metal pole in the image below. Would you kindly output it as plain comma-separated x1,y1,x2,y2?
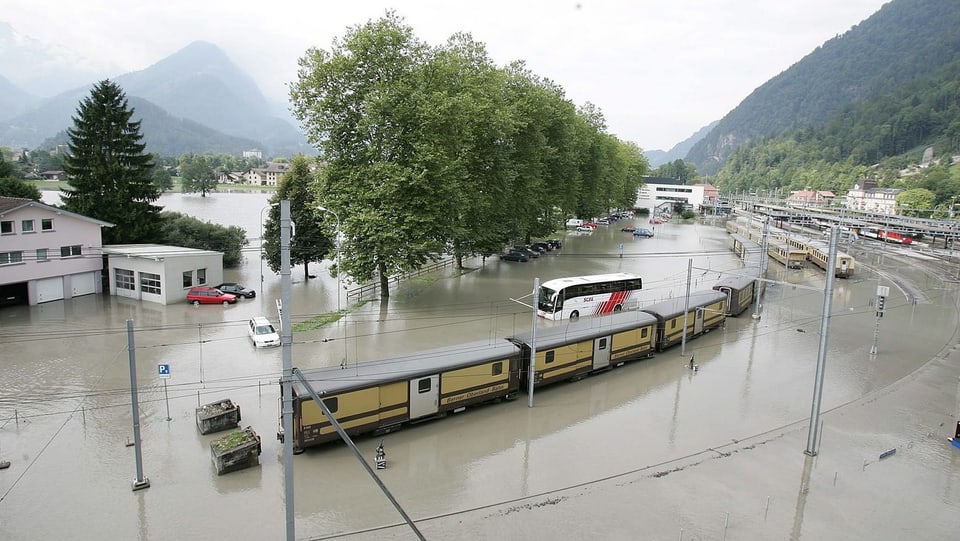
317,206,342,312
280,201,295,540
127,320,150,491
163,379,171,421
680,259,692,356
805,226,839,456
528,278,539,408
753,218,770,319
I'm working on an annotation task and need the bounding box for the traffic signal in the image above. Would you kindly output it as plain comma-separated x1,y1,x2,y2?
877,296,886,317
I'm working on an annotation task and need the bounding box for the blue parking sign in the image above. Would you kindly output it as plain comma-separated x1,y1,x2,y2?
158,363,171,379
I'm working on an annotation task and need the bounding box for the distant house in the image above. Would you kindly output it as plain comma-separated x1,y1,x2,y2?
246,162,290,187
786,190,834,207
0,197,113,306
101,244,225,305
844,179,902,215
218,171,245,184
39,170,66,181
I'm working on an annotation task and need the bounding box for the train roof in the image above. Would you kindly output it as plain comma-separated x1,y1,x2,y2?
641,289,728,320
292,339,519,396
510,310,658,349
713,273,756,290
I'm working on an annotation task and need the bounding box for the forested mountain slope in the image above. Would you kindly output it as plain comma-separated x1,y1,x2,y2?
687,0,960,175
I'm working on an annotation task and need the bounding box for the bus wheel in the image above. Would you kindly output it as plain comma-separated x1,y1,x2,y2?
614,304,622,312
570,311,579,320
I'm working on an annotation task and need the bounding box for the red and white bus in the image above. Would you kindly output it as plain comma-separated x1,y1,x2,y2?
861,226,913,245
537,273,643,320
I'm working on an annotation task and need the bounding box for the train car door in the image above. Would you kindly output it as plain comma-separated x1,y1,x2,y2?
409,374,440,419
693,308,705,335
592,336,611,370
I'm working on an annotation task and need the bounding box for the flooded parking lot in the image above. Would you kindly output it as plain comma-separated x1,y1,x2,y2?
2,212,960,540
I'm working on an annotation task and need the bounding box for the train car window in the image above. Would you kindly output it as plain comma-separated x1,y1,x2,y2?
322,397,338,414
545,351,555,364
417,378,432,394
641,328,648,338
670,319,677,329
598,338,607,350
491,361,503,376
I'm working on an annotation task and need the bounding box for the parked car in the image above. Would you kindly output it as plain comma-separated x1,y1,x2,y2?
248,316,281,348
633,228,655,238
513,246,539,258
213,282,256,298
621,226,636,233
576,225,595,232
186,287,238,306
547,239,562,249
500,251,529,262
531,242,553,252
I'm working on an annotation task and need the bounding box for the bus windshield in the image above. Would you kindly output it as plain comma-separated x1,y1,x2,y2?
537,286,559,313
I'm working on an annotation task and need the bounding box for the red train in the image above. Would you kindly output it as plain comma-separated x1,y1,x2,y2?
860,226,913,245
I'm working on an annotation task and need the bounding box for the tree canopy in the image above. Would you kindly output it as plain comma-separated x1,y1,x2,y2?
291,12,647,298
60,80,162,244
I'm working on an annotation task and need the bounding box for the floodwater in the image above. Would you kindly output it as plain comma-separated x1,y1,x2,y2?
2,202,960,540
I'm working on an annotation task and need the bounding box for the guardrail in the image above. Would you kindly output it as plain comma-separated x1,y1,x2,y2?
345,257,460,302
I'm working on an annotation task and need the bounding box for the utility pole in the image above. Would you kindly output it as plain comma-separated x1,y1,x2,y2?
753,217,770,319
805,226,839,456
528,278,539,408
870,285,889,355
280,201,295,540
127,320,150,491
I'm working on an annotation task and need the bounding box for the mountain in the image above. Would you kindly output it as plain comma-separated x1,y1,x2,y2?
0,73,38,121
686,0,960,175
643,120,718,168
0,22,120,97
0,39,310,157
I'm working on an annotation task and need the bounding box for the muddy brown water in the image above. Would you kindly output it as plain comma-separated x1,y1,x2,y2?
2,208,959,540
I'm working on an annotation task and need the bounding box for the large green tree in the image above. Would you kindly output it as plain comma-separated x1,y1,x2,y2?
179,154,217,196
0,177,41,200
61,80,161,244
263,155,333,281
291,12,438,298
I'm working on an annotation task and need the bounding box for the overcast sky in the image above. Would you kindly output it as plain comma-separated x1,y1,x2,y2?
3,0,890,152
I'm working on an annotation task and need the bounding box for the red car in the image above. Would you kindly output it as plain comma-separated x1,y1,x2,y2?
186,286,238,306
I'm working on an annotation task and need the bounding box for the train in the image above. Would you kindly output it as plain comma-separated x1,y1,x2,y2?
860,226,913,245
279,287,742,452
727,216,856,278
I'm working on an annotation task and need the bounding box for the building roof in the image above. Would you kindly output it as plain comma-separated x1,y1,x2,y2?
102,244,222,258
0,196,114,227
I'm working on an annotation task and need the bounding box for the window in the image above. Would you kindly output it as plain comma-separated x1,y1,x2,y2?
60,245,82,257
140,272,161,295
598,338,607,350
641,328,648,338
417,378,432,394
41,218,53,231
36,248,48,262
492,362,503,376
321,397,338,414
115,269,135,291
0,221,12,234
0,251,24,265
182,270,193,288
197,268,206,284
21,220,35,233
545,351,555,364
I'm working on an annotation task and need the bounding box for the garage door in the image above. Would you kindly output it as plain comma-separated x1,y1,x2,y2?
37,277,64,303
72,272,97,297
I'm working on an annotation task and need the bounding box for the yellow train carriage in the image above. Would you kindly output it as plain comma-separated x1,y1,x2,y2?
641,290,728,351
510,311,658,389
805,240,855,278
767,238,806,269
286,340,521,451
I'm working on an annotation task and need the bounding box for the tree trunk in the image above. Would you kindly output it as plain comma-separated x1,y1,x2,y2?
378,261,390,299
304,262,310,281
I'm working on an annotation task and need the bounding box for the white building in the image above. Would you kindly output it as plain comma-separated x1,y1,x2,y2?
634,177,705,212
844,179,901,215
102,244,225,305
0,197,112,305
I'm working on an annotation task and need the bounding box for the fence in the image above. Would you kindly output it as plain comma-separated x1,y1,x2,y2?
345,257,463,302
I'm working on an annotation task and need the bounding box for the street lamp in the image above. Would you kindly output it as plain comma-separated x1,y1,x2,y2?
260,203,278,297
316,206,341,312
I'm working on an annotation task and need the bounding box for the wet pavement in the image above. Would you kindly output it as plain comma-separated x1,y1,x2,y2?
2,214,960,540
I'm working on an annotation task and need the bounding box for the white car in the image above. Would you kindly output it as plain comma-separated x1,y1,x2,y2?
248,316,280,348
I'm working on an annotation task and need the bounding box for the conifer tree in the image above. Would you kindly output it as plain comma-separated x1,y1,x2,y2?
61,80,161,244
